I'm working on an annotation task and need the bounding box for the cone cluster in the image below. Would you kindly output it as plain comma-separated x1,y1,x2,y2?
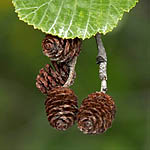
45,87,78,130
42,34,82,63
77,92,116,134
36,34,81,131
36,34,116,134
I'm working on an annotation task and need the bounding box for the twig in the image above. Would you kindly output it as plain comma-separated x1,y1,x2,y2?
95,33,107,93
63,56,77,87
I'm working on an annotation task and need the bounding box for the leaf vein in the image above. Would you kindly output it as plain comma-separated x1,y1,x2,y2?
48,1,64,32
65,0,77,37
21,2,49,20
38,0,53,26
83,0,93,39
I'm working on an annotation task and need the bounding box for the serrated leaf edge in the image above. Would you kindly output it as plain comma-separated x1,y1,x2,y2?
12,0,139,40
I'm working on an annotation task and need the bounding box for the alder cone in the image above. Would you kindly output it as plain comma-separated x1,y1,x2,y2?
36,62,73,95
45,87,78,131
77,92,116,134
42,34,82,62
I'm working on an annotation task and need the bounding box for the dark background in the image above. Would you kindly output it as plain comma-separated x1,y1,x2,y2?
0,1,149,150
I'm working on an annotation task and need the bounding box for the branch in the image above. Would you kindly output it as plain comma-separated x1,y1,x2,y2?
95,33,107,93
63,56,77,87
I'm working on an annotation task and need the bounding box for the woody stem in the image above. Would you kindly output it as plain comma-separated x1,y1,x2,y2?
63,56,77,87
95,33,107,93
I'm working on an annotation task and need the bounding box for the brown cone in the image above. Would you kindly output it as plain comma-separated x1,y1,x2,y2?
77,92,116,134
36,61,75,95
42,34,82,62
45,87,78,131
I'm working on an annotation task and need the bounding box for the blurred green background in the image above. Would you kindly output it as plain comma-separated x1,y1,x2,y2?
0,1,149,150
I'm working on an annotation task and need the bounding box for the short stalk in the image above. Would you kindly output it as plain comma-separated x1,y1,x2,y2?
63,56,77,87
95,33,107,93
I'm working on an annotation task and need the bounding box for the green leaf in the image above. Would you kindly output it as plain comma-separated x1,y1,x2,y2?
12,0,138,39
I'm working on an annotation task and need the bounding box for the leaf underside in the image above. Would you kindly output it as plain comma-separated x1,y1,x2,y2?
12,0,138,39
